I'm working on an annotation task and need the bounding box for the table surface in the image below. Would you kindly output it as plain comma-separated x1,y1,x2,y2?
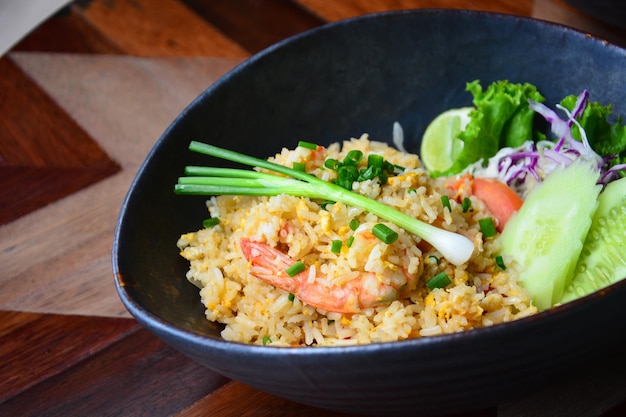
2,1,626,416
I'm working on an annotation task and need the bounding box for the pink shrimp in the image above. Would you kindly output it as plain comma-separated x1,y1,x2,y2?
240,238,417,314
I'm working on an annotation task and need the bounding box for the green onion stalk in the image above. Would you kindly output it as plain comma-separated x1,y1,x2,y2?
175,141,475,266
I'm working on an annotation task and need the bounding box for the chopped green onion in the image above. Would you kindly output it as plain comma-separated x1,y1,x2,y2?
358,165,378,181
426,272,452,290
331,240,343,254
175,141,475,266
347,236,355,248
285,261,306,277
479,217,497,238
327,319,335,325
320,200,335,210
293,162,306,172
202,217,220,228
462,197,472,213
262,336,272,345
324,158,341,170
441,195,451,211
495,255,506,270
298,140,318,150
288,293,295,302
349,218,360,231
372,223,398,244
428,255,440,265
344,150,363,165
408,188,416,194
368,154,384,169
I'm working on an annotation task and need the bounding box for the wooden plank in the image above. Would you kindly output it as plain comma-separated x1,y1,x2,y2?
182,0,325,54
11,5,124,54
0,54,238,318
0,314,229,417
176,379,497,417
295,0,530,22
0,56,120,226
0,311,140,402
74,0,250,57
174,381,360,417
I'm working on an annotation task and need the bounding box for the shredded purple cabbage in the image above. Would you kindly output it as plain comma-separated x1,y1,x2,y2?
469,90,625,197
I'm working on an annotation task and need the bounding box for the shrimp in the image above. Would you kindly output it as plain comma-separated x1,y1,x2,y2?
240,237,419,314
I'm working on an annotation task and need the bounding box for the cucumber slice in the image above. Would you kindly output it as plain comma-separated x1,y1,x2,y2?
500,160,601,311
560,176,626,303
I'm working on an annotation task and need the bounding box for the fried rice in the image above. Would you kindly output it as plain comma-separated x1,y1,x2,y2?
177,135,536,346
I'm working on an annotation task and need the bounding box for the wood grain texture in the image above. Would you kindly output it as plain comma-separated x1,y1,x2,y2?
182,0,325,53
11,5,124,54
3,0,626,416
295,0,531,22
74,0,250,57
176,381,498,417
0,56,121,226
0,311,140,402
0,313,229,417
0,54,239,318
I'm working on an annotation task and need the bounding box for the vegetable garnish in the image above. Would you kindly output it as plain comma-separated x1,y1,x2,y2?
202,217,220,228
461,197,472,213
262,336,272,345
298,140,318,150
372,224,399,244
428,255,441,265
288,293,295,302
331,239,343,254
441,195,451,211
478,217,497,238
432,80,545,177
176,141,475,266
495,255,506,270
349,218,360,231
426,272,452,290
465,89,626,197
324,149,401,189
286,261,306,277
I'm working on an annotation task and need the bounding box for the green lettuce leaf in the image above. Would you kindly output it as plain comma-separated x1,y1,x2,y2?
561,95,626,171
434,80,545,177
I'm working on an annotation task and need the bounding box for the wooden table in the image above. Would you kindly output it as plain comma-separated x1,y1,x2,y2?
2,1,626,416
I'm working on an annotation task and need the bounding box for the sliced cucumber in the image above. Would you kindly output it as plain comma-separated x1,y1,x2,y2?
560,176,626,303
500,160,601,311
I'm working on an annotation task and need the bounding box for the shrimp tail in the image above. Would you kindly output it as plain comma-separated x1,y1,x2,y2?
240,238,298,293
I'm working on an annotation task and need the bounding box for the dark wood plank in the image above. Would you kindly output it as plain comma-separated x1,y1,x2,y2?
0,56,120,226
295,0,533,22
12,3,124,54
0,311,140,402
73,0,250,57
177,379,497,417
182,0,326,54
0,317,230,417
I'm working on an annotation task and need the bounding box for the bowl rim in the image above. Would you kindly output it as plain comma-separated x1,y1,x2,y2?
112,7,626,354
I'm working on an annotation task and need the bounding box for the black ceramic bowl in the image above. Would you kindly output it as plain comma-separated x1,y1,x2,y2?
113,9,626,416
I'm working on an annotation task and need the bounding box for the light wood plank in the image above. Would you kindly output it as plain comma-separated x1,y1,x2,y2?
0,54,240,317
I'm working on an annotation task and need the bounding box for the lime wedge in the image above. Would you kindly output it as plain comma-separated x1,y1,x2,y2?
420,107,473,172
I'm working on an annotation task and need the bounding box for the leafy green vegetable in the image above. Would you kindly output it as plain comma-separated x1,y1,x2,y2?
434,80,545,177
561,95,626,174
175,141,476,266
